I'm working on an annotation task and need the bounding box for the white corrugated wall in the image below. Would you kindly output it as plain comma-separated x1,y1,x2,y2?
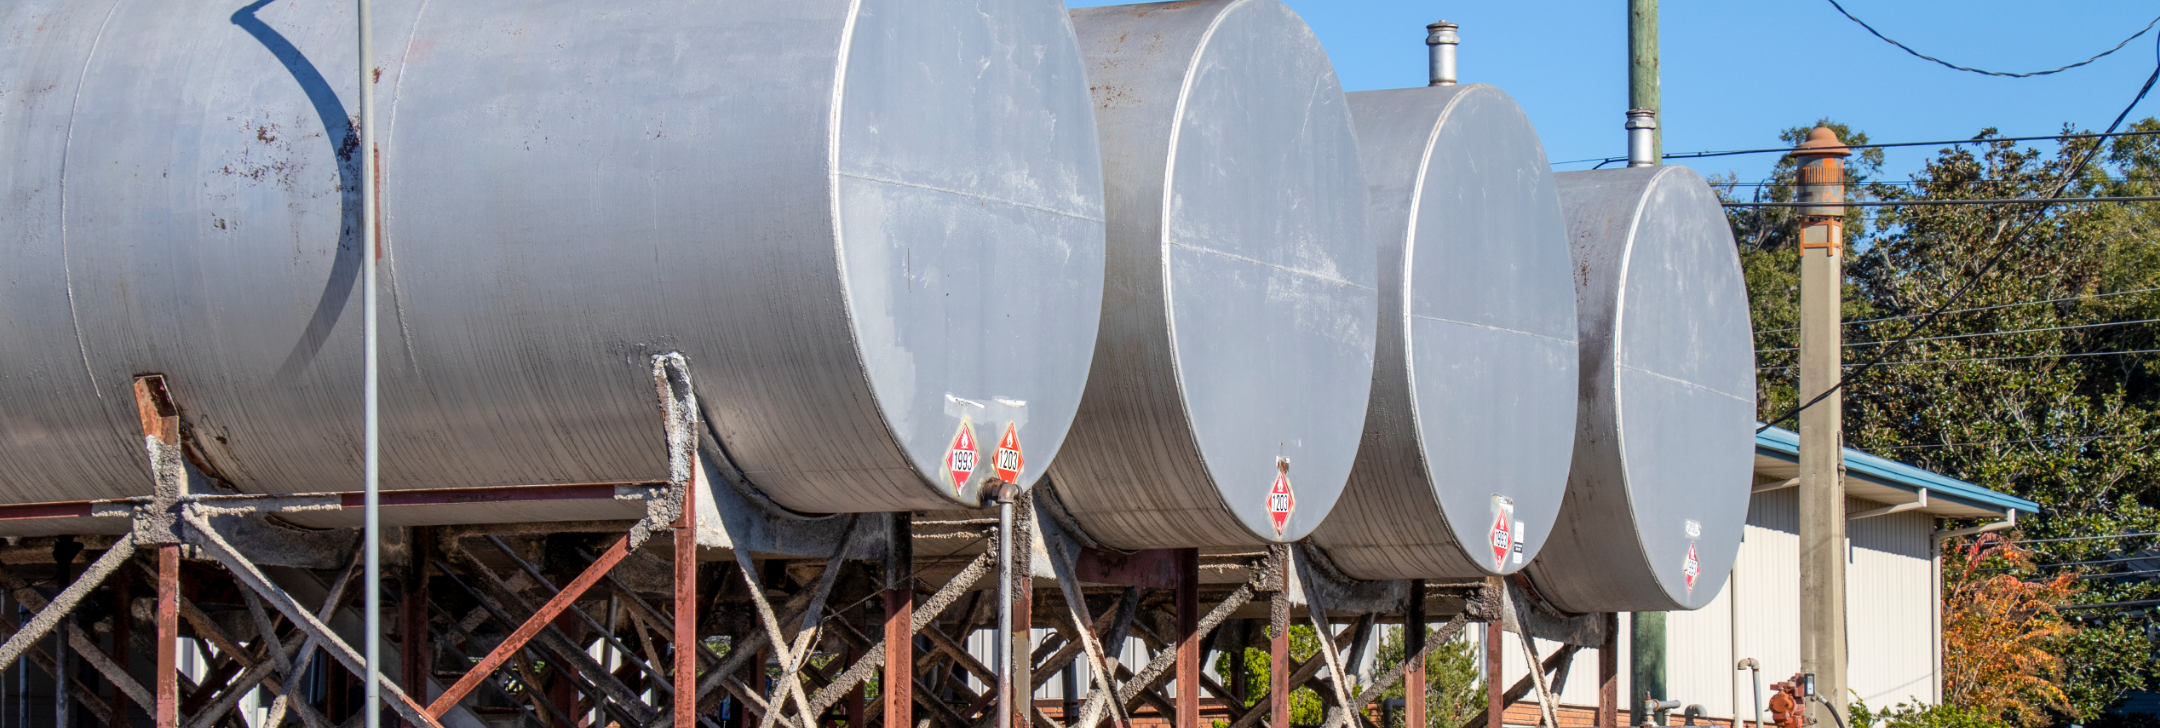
1497,485,1943,721
1845,502,1941,708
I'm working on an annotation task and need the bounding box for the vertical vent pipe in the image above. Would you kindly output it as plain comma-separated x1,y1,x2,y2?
1626,109,1659,167
1427,21,1458,86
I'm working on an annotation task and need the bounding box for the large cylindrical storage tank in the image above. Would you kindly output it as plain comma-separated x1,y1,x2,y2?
0,0,1105,517
1046,0,1377,550
1308,84,1578,580
1525,165,1755,613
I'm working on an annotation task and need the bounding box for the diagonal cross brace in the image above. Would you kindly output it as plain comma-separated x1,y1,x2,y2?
0,532,137,667
182,509,444,728
1118,581,1257,710
436,540,659,723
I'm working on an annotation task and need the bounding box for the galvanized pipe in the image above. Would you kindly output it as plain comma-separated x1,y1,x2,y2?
358,0,382,724
993,481,1018,728
1626,109,1659,167
1426,21,1459,86
1738,658,1764,728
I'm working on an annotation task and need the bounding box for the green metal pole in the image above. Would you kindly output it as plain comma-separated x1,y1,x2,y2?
1628,0,1661,163
1630,611,1666,726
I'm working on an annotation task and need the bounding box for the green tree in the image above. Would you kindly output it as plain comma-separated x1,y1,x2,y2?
1214,625,1326,727
1369,626,1483,728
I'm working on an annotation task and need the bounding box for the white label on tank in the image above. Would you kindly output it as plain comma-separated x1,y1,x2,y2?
1685,519,1702,539
1512,520,1526,565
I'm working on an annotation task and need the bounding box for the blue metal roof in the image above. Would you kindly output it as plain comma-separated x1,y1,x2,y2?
1755,425,2039,515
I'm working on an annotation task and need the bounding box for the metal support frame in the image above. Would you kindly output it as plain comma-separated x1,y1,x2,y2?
0,363,1523,728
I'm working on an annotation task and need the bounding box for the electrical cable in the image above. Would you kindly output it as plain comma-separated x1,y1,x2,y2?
1550,129,2160,167
1757,286,2160,335
2013,532,2160,545
1726,195,2160,207
1809,694,1849,728
1825,0,2160,78
1755,317,2160,353
1758,34,2160,433
1757,347,2160,370
1874,432,2157,451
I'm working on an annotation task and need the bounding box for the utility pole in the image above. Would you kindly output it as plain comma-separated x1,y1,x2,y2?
1794,126,1851,728
1628,0,1660,161
1627,3,1664,724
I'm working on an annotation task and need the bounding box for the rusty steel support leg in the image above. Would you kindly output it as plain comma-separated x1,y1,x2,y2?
885,513,914,728
1406,580,1426,728
1485,618,1503,728
156,544,179,728
1269,558,1288,728
677,483,699,727
1598,614,1618,728
1176,549,1199,728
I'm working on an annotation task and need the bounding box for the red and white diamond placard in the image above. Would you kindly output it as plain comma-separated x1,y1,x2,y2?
992,423,1025,484
1488,496,1516,571
1682,542,1700,596
1266,471,1296,535
944,419,978,494
1489,511,1514,571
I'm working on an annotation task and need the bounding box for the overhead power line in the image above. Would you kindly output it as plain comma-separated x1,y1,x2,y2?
1757,34,2160,432
1552,129,2160,168
2013,532,2160,545
1757,286,2160,335
1756,317,2160,352
1725,195,2160,208
1874,432,2158,451
1824,0,2160,78
1759,347,2160,370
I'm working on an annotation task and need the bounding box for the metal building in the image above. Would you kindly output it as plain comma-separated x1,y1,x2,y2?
1481,426,2036,726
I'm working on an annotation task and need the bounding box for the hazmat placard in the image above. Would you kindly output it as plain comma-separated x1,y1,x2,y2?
993,423,1024,483
944,418,978,494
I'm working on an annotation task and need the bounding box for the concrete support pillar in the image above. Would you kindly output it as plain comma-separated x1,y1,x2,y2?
1795,125,1853,728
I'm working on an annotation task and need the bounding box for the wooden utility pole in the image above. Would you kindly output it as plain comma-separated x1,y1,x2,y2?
1794,125,1851,727
1626,4,1665,723
1628,0,1660,160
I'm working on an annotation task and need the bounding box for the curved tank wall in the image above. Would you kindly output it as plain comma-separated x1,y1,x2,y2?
1046,0,1377,550
1525,165,1757,613
0,0,1106,515
1309,84,1578,580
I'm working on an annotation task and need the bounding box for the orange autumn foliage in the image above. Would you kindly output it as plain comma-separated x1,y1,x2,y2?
1941,533,2078,727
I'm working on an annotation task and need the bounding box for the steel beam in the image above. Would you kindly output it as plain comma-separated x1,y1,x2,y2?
677,481,699,727
1599,614,1618,728
885,514,914,728
1177,549,1200,728
1406,581,1426,728
157,544,179,728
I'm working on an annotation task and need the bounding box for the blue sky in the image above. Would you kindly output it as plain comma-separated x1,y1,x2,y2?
1067,0,2160,186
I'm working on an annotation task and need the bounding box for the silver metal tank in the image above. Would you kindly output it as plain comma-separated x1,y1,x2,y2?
1525,165,1756,613
0,0,1105,516
1046,0,1377,550
1308,84,1578,580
